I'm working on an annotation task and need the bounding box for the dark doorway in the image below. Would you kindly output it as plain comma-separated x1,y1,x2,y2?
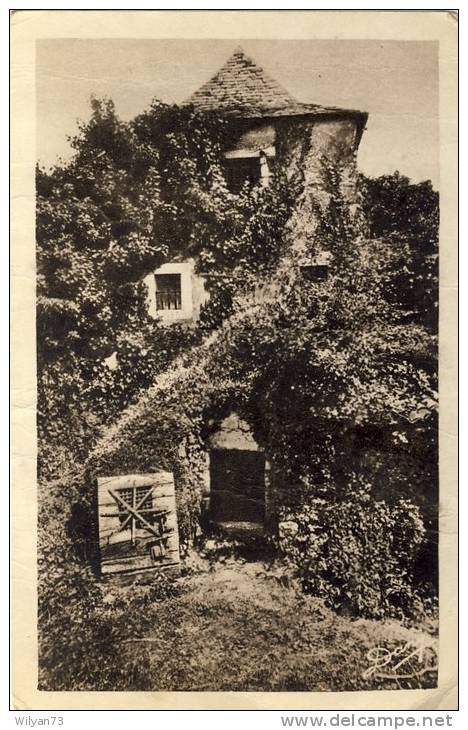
209,449,265,523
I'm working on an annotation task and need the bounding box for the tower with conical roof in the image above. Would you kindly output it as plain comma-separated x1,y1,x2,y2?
186,46,366,123
148,47,368,325
186,46,367,194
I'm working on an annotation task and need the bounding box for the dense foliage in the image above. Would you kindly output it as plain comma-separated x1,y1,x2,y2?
360,171,438,332
37,100,294,475
278,493,429,620
37,98,439,647
89,145,437,616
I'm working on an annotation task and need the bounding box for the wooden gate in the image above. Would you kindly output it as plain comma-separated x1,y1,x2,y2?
97,473,180,576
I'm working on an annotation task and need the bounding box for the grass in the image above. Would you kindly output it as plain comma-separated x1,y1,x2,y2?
72,556,437,693
38,472,437,693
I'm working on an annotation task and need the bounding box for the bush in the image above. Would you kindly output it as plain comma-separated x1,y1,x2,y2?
278,489,427,619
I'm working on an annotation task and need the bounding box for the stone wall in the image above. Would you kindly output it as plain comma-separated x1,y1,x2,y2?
277,115,361,255
206,412,259,451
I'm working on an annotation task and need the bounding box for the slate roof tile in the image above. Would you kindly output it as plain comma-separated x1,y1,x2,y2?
185,47,367,122
187,47,298,114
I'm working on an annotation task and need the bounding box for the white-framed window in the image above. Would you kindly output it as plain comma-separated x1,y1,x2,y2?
144,260,209,324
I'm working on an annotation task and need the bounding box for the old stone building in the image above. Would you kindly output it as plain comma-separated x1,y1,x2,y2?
133,48,369,538
146,47,367,326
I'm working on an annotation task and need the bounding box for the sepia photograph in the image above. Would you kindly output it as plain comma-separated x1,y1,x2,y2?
10,9,458,710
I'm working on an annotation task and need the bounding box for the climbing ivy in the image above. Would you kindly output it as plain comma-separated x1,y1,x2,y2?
37,99,293,475
37,96,439,626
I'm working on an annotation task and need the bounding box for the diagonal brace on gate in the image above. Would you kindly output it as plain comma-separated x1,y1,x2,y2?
108,488,170,544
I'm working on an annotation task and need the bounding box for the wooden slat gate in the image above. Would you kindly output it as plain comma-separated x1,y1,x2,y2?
97,473,180,576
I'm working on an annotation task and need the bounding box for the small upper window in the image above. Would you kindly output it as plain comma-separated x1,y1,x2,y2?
300,264,329,282
155,273,182,310
299,252,332,282
224,157,261,193
224,149,275,193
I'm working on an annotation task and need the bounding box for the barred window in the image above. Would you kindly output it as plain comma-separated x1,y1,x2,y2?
155,273,182,310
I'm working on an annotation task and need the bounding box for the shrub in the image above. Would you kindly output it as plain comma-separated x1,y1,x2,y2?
278,489,427,619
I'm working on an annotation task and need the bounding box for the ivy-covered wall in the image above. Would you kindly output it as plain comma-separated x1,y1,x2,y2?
37,99,437,621
276,116,361,250
89,109,425,549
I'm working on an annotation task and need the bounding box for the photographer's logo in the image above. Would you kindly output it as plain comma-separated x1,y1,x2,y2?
363,641,437,682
